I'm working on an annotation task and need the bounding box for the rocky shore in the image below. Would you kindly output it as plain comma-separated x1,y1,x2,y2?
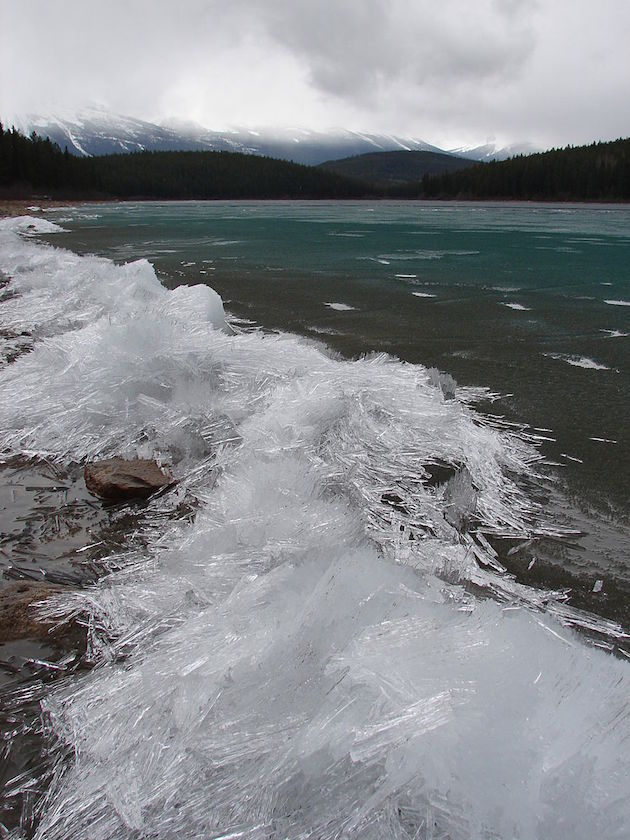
0,212,180,833
0,199,76,219
0,452,181,832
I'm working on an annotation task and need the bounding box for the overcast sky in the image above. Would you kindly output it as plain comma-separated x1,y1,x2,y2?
2,0,629,149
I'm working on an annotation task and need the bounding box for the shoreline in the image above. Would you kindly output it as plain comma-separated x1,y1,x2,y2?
44,200,630,618
2,206,629,628
2,197,630,220
3,205,630,617
0,198,108,219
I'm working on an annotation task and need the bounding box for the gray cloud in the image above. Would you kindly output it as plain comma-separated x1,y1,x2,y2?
1,0,629,149
238,0,537,99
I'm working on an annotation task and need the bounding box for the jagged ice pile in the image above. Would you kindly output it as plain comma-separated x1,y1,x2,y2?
1,216,629,839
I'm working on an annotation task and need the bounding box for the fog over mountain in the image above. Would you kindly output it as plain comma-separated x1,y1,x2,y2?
12,107,536,165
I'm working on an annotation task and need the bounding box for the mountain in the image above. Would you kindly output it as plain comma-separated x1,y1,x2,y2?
11,107,207,157
447,141,541,162
10,107,536,166
163,119,448,166
5,125,623,202
12,107,443,166
318,150,478,186
0,126,374,200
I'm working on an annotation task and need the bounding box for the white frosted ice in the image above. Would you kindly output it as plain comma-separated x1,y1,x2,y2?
2,217,630,839
545,353,613,371
324,302,357,311
561,453,584,463
0,215,68,236
0,216,226,346
568,357,612,370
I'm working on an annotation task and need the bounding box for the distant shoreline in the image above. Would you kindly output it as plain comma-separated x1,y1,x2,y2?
0,198,108,219
1,197,628,220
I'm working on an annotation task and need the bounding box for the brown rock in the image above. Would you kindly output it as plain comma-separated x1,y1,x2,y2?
0,581,65,643
84,457,175,501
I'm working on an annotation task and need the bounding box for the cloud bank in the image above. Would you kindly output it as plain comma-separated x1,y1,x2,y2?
1,0,629,148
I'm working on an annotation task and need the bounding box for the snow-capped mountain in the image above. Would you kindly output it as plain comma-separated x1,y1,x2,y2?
11,107,210,157
13,107,443,165
448,141,540,162
163,118,446,166
9,107,538,165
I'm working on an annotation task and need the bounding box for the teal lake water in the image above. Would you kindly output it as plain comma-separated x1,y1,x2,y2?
48,199,630,618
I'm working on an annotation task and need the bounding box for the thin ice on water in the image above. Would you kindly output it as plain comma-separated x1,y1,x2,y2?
1,216,630,839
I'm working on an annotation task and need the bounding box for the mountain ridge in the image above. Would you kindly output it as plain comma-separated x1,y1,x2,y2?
9,107,535,165
2,125,627,202
318,149,478,185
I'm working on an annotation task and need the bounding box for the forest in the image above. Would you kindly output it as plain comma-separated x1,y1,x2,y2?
407,139,630,201
1,123,629,202
0,124,370,200
318,149,476,186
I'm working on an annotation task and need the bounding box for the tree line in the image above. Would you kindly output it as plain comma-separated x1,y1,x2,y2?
1,122,629,202
399,139,630,201
0,124,371,200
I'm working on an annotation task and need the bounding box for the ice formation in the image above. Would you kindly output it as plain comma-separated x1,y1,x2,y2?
324,302,357,311
1,216,630,839
503,302,531,311
544,352,614,371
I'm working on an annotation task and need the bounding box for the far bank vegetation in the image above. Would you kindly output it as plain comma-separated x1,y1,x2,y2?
1,123,628,202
